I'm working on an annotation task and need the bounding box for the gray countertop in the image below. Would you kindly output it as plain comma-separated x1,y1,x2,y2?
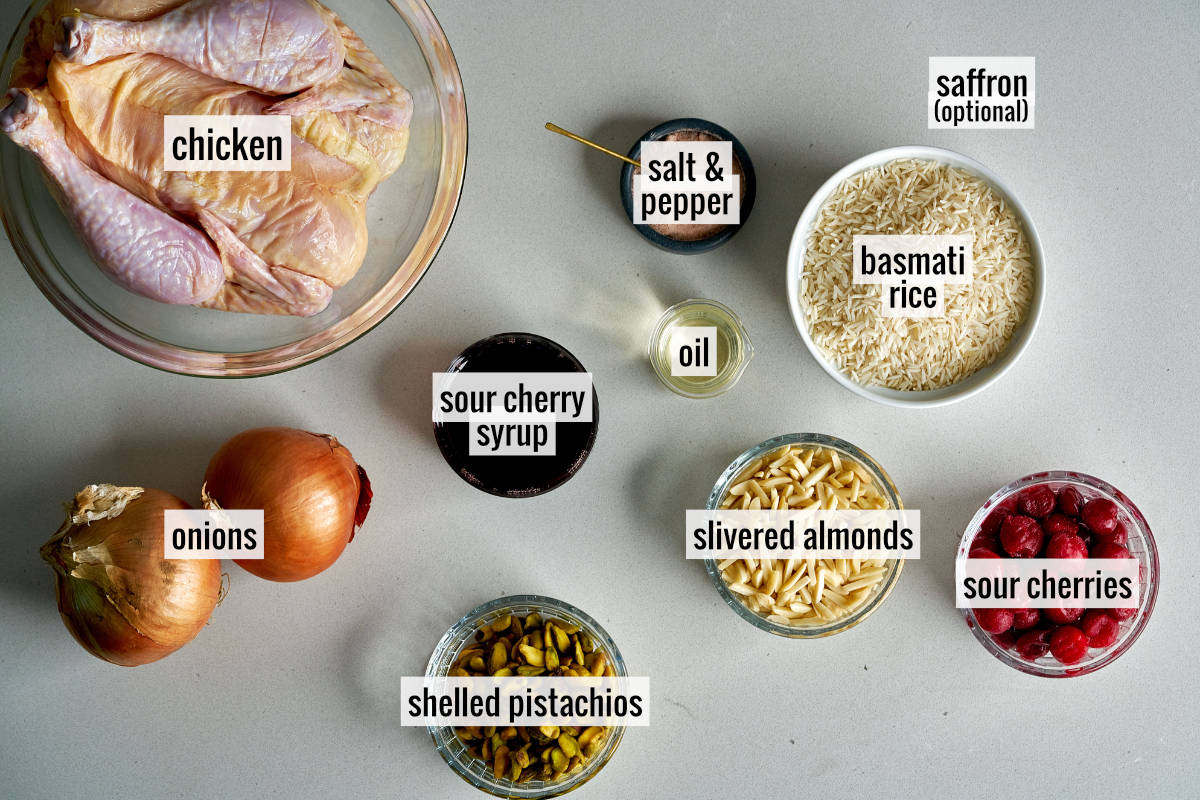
2,1,1198,798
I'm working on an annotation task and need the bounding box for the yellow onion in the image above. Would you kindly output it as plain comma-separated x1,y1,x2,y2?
202,427,372,582
39,484,223,666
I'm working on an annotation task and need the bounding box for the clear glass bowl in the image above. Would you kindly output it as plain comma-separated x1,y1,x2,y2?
0,0,466,376
425,596,627,798
648,299,754,399
704,433,905,638
958,471,1159,677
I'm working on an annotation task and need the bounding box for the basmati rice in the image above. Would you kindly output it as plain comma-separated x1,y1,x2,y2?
800,158,1033,391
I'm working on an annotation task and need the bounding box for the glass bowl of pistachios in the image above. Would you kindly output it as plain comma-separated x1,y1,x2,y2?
425,595,627,797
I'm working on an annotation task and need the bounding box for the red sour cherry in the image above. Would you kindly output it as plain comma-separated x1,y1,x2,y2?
1081,498,1120,536
1099,521,1129,546
1042,513,1079,539
1050,626,1089,664
1090,541,1132,560
1012,608,1041,630
1045,532,1089,559
1000,514,1043,558
1080,610,1120,648
1015,629,1051,660
1018,485,1056,518
975,608,1014,634
1045,606,1085,624
1056,485,1085,517
980,498,1016,537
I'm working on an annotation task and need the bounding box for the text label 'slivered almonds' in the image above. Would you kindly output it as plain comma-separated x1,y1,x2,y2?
717,445,893,626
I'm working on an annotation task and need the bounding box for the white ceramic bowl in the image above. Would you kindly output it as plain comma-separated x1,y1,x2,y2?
785,146,1045,408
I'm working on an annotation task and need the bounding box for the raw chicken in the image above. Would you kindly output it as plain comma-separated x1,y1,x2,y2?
50,54,369,314
0,88,223,305
4,0,412,316
271,13,413,179
59,0,345,95
196,207,331,316
270,16,412,128
12,1,187,89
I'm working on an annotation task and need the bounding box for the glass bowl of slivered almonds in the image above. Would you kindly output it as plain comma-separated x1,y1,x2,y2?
704,433,905,638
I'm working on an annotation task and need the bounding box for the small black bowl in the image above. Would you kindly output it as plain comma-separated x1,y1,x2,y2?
620,117,756,254
432,333,599,498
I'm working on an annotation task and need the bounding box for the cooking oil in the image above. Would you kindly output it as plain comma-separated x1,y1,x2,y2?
649,299,753,398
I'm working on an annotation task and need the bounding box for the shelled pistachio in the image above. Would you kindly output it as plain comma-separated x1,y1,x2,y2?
452,611,614,784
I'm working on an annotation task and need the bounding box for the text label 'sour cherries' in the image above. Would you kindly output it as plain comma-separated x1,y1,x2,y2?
1000,514,1043,558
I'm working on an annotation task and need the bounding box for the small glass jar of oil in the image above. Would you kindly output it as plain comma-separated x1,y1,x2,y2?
648,299,753,398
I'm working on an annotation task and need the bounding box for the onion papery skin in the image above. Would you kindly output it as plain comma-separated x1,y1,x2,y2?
203,427,370,582
40,487,222,667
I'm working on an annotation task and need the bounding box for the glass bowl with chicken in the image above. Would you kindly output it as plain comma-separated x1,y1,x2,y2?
0,0,466,375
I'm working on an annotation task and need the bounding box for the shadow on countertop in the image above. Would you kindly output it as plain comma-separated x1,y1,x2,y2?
372,337,466,448
564,114,663,230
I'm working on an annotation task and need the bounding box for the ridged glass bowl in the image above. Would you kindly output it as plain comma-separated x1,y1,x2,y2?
0,0,466,376
704,433,905,638
958,471,1159,677
426,596,627,798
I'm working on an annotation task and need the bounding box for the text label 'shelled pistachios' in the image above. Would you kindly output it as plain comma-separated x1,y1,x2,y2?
451,611,613,784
